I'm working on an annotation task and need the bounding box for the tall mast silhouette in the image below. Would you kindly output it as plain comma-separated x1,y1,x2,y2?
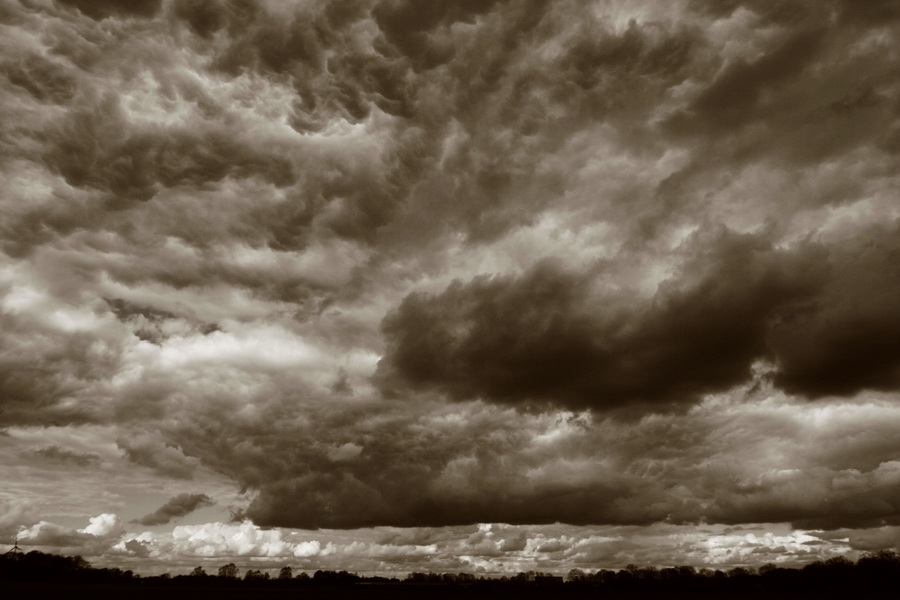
5,537,22,556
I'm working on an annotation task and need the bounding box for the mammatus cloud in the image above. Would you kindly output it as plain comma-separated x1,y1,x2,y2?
134,493,214,526
2,0,900,573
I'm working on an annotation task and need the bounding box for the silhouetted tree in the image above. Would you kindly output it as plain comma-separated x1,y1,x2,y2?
825,556,853,567
511,570,536,582
858,549,900,569
4,547,899,594
244,568,268,581
677,565,696,578
857,549,900,585
313,569,359,585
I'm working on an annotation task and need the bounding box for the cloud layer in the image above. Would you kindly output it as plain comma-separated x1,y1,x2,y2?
2,0,900,573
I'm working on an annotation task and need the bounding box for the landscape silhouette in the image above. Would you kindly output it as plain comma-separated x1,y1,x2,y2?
3,546,899,599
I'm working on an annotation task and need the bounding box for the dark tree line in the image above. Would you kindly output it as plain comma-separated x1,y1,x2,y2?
0,550,134,582
561,552,900,597
1,548,898,597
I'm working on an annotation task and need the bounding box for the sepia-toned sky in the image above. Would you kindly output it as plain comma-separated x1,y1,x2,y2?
3,0,900,577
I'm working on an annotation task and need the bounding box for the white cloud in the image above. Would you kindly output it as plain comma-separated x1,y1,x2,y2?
82,513,121,537
171,520,316,558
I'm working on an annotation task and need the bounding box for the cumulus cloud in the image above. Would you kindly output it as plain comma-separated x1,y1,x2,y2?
170,520,317,558
18,514,124,556
134,493,214,526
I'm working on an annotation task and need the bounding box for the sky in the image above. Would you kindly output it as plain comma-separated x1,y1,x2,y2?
2,0,900,578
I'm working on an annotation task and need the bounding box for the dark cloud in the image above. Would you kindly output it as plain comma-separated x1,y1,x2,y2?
210,4,326,79
378,260,602,409
372,0,506,69
167,387,900,531
707,463,900,531
379,217,900,411
769,223,900,397
134,493,214,526
677,27,826,133
0,313,125,426
690,0,818,24
26,445,101,467
169,0,228,39
1,54,78,104
664,0,900,195
837,0,900,25
105,298,218,344
376,232,815,411
123,538,151,558
163,393,681,529
244,472,668,530
57,0,163,21
41,90,296,207
117,436,199,479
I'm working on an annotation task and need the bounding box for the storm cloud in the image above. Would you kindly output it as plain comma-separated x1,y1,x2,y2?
134,493,214,526
2,0,900,575
379,221,900,410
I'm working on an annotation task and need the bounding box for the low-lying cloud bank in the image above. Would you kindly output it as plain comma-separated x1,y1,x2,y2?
13,513,893,576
